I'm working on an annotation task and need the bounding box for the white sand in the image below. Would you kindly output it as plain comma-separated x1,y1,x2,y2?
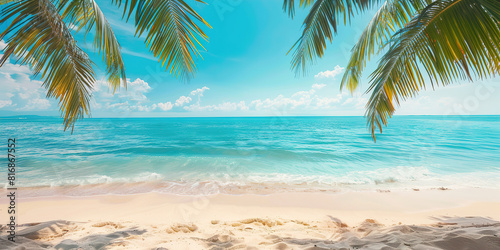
1,188,500,249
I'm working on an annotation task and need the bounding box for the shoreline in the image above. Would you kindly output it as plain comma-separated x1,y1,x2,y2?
1,188,500,249
3,171,500,198
9,188,500,224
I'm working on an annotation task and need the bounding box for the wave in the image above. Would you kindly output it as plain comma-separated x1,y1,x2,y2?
3,166,500,197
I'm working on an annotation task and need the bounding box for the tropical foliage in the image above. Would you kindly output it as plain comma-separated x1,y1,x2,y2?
0,0,210,131
284,0,500,140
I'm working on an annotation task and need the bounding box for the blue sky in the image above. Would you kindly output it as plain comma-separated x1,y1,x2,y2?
0,0,499,118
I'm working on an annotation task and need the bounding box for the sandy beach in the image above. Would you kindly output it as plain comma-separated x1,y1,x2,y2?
1,188,500,249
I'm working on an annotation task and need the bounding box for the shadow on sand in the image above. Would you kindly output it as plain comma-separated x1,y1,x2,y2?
1,216,500,249
0,220,146,250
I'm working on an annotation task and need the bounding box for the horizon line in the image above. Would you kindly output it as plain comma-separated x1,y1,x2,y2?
1,114,500,119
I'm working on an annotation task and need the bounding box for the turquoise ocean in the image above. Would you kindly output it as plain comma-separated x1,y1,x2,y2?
1,115,499,196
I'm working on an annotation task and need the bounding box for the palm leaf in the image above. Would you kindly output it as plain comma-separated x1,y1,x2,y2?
366,0,500,141
112,0,212,80
282,0,315,18
57,0,126,92
0,0,95,132
340,0,430,93
285,0,379,75
0,0,20,5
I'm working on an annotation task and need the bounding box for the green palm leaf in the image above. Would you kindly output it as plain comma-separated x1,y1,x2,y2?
113,0,212,80
282,0,315,18
366,0,500,140
0,0,95,132
57,0,126,92
285,0,379,75
0,0,20,4
340,0,430,93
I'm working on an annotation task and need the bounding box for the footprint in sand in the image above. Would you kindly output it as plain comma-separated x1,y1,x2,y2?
92,221,125,229
166,223,198,233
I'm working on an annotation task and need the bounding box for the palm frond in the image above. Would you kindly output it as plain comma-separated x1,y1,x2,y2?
282,0,315,18
0,0,95,132
57,0,126,92
286,0,379,75
112,0,211,80
366,0,500,141
0,0,20,5
340,0,429,93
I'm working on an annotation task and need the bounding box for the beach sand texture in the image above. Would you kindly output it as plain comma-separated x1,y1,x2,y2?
1,189,500,249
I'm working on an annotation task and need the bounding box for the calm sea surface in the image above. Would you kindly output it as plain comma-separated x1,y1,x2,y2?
1,116,499,196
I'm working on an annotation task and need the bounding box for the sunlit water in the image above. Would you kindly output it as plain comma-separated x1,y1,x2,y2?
1,115,499,196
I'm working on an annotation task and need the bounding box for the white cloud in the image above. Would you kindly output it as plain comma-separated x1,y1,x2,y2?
190,86,210,96
154,86,210,112
22,98,51,110
93,77,153,113
0,100,12,108
156,86,210,112
129,78,151,91
175,96,192,106
292,89,316,98
126,78,151,101
68,24,79,31
95,78,151,101
236,101,249,111
135,104,157,112
0,46,52,111
106,101,129,109
248,85,344,112
312,83,326,89
94,83,213,113
185,101,248,112
157,102,173,111
341,93,367,109
0,40,7,51
316,95,343,108
314,65,344,79
397,81,500,115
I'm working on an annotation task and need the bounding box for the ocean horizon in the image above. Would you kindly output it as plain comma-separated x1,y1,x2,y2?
1,115,499,197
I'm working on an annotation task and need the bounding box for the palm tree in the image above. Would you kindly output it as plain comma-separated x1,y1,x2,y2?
0,0,211,131
284,0,500,141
